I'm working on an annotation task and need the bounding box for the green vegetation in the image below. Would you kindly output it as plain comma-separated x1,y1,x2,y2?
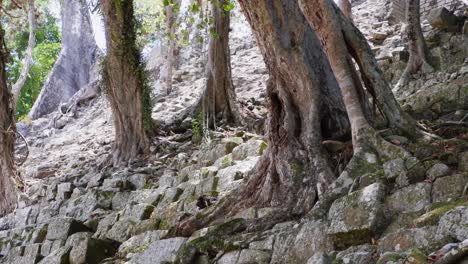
6,12,61,119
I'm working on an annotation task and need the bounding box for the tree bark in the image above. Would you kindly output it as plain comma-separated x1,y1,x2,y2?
174,0,350,237
0,23,17,217
29,0,100,119
299,0,371,150
101,0,153,166
164,0,181,95
301,0,419,139
337,0,353,22
396,0,433,88
11,0,36,109
199,0,240,126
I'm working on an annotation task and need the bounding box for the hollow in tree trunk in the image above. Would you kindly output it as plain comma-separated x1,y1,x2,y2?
101,0,154,166
174,0,351,237
12,0,36,109
396,0,433,88
199,0,240,126
0,23,17,216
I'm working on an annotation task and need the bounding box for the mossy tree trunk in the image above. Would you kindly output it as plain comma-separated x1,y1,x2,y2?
396,0,433,88
337,0,353,22
100,0,154,166
175,0,351,237
199,0,240,126
0,22,17,216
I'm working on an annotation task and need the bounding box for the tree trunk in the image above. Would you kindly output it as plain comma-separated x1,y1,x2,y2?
0,23,17,217
164,0,181,95
396,0,433,88
300,0,371,150
11,0,36,109
301,0,419,139
199,0,240,126
174,0,350,237
101,0,153,166
337,0,353,22
29,0,100,119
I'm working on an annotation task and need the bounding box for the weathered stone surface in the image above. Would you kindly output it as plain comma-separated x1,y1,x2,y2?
217,156,259,193
237,249,271,264
128,237,188,264
427,163,450,180
105,217,138,243
45,217,88,241
286,220,332,263
232,138,267,160
385,183,431,213
436,206,468,242
335,244,377,264
383,159,406,181
328,183,386,249
57,183,73,201
118,230,168,256
306,252,332,264
217,251,241,264
65,232,118,264
37,245,71,264
459,152,468,172
432,174,468,203
427,7,462,32
378,226,439,254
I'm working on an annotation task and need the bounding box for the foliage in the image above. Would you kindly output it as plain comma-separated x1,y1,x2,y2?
6,12,61,119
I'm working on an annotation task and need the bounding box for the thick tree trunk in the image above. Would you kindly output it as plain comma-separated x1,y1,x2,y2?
164,0,181,95
0,24,17,216
337,0,353,21
300,0,370,150
199,0,240,126
29,0,100,119
12,0,36,109
101,0,152,166
175,0,350,237
396,0,433,88
303,0,419,139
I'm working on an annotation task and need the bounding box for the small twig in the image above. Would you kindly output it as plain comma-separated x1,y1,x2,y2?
15,130,29,167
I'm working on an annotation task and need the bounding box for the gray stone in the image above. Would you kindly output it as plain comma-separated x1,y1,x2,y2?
232,138,267,160
432,174,468,203
128,174,149,190
123,203,154,221
105,217,138,243
436,206,468,242
335,244,376,264
383,159,406,181
37,245,71,264
118,230,168,256
386,182,431,213
459,152,468,172
63,190,114,221
427,163,450,180
306,252,332,264
128,237,188,264
328,183,386,249
65,232,118,264
287,220,332,263
112,191,132,210
217,156,259,193
238,249,271,264
217,251,241,264
428,7,461,32
45,217,88,241
378,226,439,254
270,229,299,263
57,183,73,200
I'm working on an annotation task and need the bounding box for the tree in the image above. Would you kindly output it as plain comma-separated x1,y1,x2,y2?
11,0,36,109
396,0,433,88
337,0,352,21
174,0,351,237
163,0,181,95
100,0,154,166
199,0,240,126
29,0,100,119
0,17,17,217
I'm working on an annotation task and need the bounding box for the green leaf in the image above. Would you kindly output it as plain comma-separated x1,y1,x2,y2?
223,1,234,12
